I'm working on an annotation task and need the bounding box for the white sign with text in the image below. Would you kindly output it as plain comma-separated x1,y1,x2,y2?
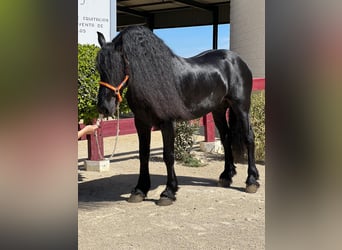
78,0,116,45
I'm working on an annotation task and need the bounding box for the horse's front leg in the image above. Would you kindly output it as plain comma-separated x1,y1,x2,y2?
128,118,152,203
157,121,178,206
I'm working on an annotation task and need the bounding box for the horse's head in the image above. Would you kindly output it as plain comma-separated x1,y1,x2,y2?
96,32,128,117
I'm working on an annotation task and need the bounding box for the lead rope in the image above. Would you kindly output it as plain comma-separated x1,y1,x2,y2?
93,105,120,161
109,104,120,159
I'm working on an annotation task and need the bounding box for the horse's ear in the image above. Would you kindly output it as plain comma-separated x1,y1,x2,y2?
97,32,106,47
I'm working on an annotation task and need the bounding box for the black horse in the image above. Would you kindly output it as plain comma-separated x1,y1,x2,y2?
96,25,259,206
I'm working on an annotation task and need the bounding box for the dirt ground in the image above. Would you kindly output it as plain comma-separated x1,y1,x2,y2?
78,132,265,249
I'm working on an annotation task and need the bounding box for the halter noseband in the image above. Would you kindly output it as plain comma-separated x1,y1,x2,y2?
99,75,129,103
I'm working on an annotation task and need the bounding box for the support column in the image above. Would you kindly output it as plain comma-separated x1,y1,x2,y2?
212,7,218,50
85,123,110,172
147,14,155,31
87,132,103,161
230,0,265,78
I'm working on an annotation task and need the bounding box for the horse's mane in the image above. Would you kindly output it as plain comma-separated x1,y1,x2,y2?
112,25,193,120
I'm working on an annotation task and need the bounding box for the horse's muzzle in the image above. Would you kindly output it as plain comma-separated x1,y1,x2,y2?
97,102,115,117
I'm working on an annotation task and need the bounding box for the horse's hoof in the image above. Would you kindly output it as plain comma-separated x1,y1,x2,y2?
156,197,174,206
127,193,145,203
245,183,260,193
127,189,146,203
218,178,232,188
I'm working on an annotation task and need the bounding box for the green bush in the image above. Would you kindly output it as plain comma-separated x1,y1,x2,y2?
250,90,265,162
174,120,204,167
174,121,198,160
78,44,100,124
78,44,132,124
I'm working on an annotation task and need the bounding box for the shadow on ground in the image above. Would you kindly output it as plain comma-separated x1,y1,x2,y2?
78,173,246,209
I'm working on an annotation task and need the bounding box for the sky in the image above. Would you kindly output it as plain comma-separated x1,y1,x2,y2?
154,24,230,58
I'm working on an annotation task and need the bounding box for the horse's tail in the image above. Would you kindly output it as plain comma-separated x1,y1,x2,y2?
229,108,246,163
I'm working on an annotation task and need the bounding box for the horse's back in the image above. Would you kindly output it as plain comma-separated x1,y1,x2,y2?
185,49,253,106
188,49,252,88
189,49,238,61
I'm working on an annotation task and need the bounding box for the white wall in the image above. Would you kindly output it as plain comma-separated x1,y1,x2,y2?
230,0,265,78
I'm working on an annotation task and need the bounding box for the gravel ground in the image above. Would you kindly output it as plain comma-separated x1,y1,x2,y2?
78,132,265,249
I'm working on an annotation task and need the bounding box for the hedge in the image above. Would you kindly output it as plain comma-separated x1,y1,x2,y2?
78,44,100,124
250,90,265,163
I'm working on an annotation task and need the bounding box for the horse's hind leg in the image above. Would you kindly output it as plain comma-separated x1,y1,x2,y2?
157,121,178,206
212,106,237,187
232,104,260,193
128,118,152,203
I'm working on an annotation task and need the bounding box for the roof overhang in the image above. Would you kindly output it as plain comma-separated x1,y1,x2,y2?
117,0,230,29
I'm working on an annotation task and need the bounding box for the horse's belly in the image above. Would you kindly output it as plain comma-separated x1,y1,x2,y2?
188,94,225,118
180,70,229,118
